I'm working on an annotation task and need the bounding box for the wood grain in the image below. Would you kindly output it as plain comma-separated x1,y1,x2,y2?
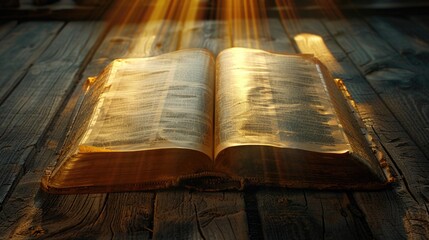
0,21,63,104
322,18,429,193
365,16,429,153
257,190,373,240
327,18,429,159
154,191,248,240
322,18,429,239
367,16,429,66
0,21,104,211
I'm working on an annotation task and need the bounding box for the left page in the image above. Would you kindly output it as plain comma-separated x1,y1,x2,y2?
80,50,215,157
42,49,216,193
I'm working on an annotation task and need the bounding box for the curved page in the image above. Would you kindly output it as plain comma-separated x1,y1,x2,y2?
81,50,214,156
215,48,351,156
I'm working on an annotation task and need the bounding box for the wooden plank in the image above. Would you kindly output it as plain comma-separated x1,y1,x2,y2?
364,16,429,149
280,17,429,239
0,84,108,238
257,190,373,239
2,191,153,239
366,16,429,66
354,189,429,240
258,189,323,240
0,21,63,104
153,191,248,239
322,18,429,194
326,18,429,158
0,23,159,239
0,21,104,210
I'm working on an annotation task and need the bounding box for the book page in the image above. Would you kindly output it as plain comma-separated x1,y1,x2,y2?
79,49,215,158
214,48,351,157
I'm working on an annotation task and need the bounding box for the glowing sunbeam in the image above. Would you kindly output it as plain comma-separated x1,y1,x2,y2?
102,0,349,58
294,33,342,74
219,0,276,49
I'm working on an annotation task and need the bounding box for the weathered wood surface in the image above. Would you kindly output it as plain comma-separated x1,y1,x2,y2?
257,190,373,240
0,21,105,210
365,16,429,151
154,191,248,239
321,18,429,238
1,14,429,240
327,18,429,159
0,21,63,104
322,17,429,185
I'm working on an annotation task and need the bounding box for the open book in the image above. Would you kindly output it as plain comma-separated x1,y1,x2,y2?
41,48,393,194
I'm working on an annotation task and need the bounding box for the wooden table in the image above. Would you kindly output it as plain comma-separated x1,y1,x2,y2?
0,2,429,239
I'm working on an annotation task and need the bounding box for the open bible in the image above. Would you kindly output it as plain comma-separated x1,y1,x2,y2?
41,48,393,194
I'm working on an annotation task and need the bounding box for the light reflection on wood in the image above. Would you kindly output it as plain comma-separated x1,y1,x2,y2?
294,33,343,73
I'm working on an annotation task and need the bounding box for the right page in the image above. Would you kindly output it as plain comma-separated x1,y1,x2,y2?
214,48,390,189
